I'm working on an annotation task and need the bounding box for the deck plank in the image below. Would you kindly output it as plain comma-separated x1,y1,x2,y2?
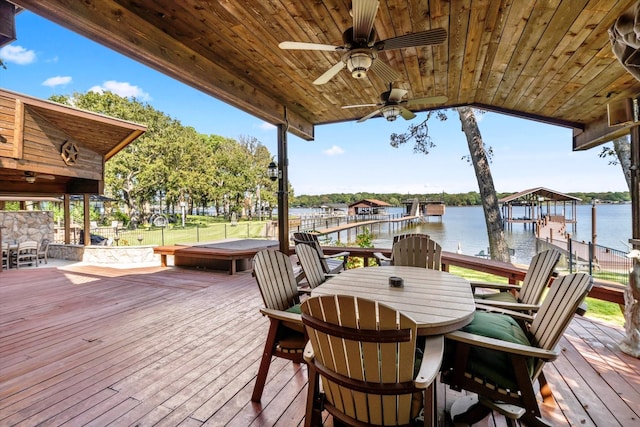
1,264,639,426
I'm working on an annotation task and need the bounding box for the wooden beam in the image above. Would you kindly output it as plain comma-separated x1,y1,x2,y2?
631,126,640,245
573,115,635,150
64,193,70,244
12,0,315,141
277,123,289,254
12,99,24,159
0,0,16,47
83,193,90,247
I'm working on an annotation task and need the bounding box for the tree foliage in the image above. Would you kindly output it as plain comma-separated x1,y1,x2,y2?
50,91,278,224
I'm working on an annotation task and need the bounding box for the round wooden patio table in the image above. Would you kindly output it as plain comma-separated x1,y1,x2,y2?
311,266,476,336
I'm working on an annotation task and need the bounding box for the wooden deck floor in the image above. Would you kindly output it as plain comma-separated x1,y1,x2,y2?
1,264,639,426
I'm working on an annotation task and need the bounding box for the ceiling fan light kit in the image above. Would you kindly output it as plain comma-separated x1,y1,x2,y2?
381,106,401,121
346,50,374,79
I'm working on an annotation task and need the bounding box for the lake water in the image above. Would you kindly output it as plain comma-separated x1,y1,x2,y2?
291,204,631,264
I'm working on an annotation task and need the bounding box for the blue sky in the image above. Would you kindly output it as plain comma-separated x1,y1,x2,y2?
0,11,629,196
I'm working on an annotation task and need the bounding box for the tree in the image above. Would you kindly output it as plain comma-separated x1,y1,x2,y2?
390,107,510,262
600,136,632,191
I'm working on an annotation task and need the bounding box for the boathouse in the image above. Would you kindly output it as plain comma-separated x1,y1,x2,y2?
348,199,391,216
499,187,581,231
402,198,446,218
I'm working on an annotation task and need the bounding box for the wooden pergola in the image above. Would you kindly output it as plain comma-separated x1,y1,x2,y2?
0,88,146,245
3,0,640,253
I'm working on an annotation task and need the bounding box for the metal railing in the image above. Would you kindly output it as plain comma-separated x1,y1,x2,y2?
537,238,631,286
53,222,275,247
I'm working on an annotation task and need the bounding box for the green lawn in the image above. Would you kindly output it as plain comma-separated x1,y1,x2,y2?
448,266,625,327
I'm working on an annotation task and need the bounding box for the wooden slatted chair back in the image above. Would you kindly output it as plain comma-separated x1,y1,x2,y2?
252,249,299,311
391,235,442,270
292,231,348,275
1,242,8,270
292,232,330,272
517,248,562,305
528,272,592,378
294,243,327,289
301,295,425,427
15,240,39,268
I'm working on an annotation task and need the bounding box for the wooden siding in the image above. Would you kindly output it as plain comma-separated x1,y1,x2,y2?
10,0,640,146
1,264,639,426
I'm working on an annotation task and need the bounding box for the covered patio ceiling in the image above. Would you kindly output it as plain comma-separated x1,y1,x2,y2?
8,0,640,149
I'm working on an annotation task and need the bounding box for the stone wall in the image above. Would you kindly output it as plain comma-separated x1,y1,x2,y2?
48,243,159,264
0,211,54,243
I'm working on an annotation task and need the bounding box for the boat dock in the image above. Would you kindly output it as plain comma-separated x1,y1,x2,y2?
291,215,421,243
537,219,631,275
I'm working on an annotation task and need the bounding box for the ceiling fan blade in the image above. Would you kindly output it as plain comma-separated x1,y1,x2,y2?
313,61,346,85
342,103,380,109
357,108,383,123
399,107,416,120
375,28,448,51
388,88,408,102
370,59,401,82
352,0,379,42
279,41,342,52
406,95,448,106
39,174,55,180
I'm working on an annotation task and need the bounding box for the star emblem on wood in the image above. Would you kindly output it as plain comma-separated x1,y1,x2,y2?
60,140,79,165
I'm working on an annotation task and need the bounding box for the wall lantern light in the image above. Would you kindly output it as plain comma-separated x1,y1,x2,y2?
267,161,280,181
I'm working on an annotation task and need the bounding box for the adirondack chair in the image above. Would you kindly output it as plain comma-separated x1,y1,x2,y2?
37,238,50,264
373,233,431,266
441,272,593,427
472,248,561,312
301,294,444,427
378,235,442,270
251,249,307,402
294,243,335,290
1,242,8,270
292,232,349,275
13,240,38,268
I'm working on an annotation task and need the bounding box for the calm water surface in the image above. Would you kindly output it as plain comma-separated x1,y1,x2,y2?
293,204,631,264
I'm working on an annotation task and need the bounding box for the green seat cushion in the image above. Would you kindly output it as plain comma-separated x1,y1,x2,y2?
475,291,518,303
285,303,302,314
453,311,533,390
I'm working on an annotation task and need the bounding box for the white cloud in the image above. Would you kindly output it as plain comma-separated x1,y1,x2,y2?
0,45,36,65
42,76,72,87
259,122,276,131
324,145,344,156
89,80,151,101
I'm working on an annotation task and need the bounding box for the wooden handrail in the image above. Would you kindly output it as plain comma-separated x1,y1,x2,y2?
309,246,625,306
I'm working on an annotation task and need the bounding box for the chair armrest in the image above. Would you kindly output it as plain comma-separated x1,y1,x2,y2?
471,280,521,292
475,300,540,312
322,251,350,259
303,340,315,363
474,304,536,322
259,307,303,324
445,330,558,361
373,252,391,266
414,336,444,388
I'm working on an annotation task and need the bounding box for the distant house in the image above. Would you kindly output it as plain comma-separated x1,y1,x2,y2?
348,199,392,216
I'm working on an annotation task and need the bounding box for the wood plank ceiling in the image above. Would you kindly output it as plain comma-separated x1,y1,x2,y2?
9,0,640,149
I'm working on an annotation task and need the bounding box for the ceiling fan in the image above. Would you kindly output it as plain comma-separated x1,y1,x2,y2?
24,171,55,184
342,85,448,122
278,0,447,85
